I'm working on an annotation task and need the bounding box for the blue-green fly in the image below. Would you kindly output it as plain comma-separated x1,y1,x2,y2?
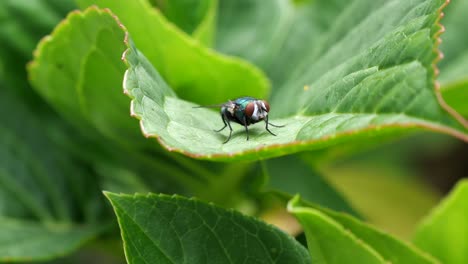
195,97,284,143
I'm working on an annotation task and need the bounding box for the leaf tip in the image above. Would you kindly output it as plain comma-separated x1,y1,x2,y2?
102,190,113,198
286,194,302,212
102,191,121,204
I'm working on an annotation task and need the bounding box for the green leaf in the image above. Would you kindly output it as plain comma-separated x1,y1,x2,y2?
437,0,468,117
0,3,108,260
0,85,104,261
150,0,217,46
288,196,385,264
262,155,358,216
440,82,468,117
0,0,75,105
0,218,100,262
119,0,466,161
413,179,468,264
28,7,143,147
105,192,311,264
76,0,269,105
322,162,441,239
95,163,151,194
288,196,439,264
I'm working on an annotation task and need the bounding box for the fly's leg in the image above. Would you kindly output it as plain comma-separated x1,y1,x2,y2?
243,116,249,141
265,116,278,136
215,114,233,143
223,120,233,144
214,113,228,132
266,116,285,128
268,122,285,128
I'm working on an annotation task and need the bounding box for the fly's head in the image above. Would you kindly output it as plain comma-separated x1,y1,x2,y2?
245,100,270,122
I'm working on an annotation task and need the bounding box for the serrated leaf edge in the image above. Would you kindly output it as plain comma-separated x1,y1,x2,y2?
434,0,468,127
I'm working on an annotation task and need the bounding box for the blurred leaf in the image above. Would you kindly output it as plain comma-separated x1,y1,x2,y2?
0,85,105,262
77,0,269,105
321,163,441,239
0,3,108,261
105,192,311,264
0,219,100,262
440,83,468,117
151,0,217,46
437,0,468,117
0,0,74,57
288,197,385,264
0,0,75,105
262,155,358,216
94,163,150,194
414,179,468,264
288,196,439,264
116,0,467,161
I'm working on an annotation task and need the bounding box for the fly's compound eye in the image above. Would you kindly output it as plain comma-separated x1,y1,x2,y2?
245,102,255,118
262,100,270,112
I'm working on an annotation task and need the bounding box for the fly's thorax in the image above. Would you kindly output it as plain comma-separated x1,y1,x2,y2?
221,101,236,116
246,100,270,121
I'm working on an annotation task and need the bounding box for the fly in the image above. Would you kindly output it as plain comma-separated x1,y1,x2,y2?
195,97,284,143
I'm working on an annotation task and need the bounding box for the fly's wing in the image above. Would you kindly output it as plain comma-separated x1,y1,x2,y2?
192,103,225,109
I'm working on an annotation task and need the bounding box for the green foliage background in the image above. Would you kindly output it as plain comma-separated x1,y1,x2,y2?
0,0,467,263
